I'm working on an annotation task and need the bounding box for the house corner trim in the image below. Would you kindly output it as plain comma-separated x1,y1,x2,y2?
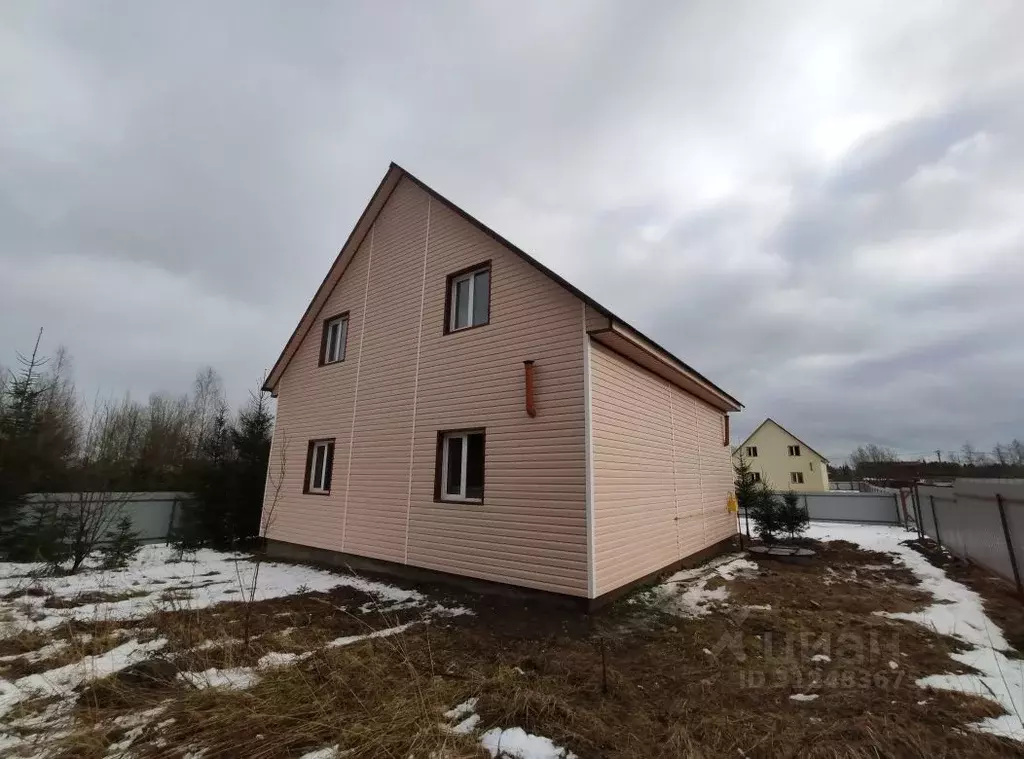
583,304,597,598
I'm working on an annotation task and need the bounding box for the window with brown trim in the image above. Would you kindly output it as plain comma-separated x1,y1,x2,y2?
788,444,801,457
434,429,485,502
746,446,758,458
751,472,761,482
319,313,349,365
304,439,335,495
790,471,804,485
444,263,490,333
723,414,730,446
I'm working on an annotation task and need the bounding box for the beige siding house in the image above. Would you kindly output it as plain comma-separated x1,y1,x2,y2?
261,164,742,605
732,418,829,492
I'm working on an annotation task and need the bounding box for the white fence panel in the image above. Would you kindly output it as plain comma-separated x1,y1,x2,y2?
24,492,187,543
740,491,902,524
915,479,1024,590
798,492,901,524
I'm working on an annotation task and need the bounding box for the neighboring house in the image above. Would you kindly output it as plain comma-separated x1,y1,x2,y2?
733,418,829,492
260,163,742,607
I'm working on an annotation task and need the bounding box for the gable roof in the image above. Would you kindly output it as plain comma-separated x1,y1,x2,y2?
263,162,742,411
734,418,830,463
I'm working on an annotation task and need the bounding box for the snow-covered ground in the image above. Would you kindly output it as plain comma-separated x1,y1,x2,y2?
3,525,1022,755
441,697,577,759
650,553,759,617
0,544,468,757
807,521,1024,741
0,544,425,633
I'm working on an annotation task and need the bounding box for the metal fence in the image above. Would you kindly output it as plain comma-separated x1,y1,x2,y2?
24,492,188,543
830,481,863,491
913,479,1024,593
740,490,903,525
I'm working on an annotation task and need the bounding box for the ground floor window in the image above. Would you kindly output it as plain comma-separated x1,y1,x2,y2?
790,471,804,485
751,472,761,482
436,429,485,502
305,439,335,494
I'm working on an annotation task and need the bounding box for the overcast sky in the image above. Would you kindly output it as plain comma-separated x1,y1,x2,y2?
2,1,1022,463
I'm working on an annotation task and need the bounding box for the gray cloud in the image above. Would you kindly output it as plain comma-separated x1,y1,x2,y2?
2,0,1023,464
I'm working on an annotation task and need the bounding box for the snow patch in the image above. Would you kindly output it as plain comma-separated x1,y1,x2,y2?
177,667,260,690
444,697,479,720
257,651,311,669
789,693,818,702
480,726,577,759
0,543,427,632
451,713,482,734
655,555,757,617
326,621,416,648
299,745,353,759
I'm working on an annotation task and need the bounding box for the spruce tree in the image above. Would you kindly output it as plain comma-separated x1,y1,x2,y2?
733,455,760,513
189,409,235,549
100,516,141,569
230,389,273,546
750,484,782,545
777,490,810,540
0,331,50,558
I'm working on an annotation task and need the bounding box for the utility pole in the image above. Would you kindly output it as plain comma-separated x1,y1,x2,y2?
935,449,942,463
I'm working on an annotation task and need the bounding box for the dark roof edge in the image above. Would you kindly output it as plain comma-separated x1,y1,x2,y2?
262,166,400,392
265,161,742,410
396,164,743,409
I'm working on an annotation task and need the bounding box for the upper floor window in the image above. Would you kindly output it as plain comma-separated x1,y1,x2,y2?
788,445,801,456
746,446,758,457
446,263,490,333
320,313,349,365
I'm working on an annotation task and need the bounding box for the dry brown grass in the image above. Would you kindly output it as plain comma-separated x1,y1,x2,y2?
9,537,1024,759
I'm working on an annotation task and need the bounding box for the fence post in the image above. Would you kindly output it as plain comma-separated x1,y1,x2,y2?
930,495,943,549
913,484,923,539
893,493,901,526
995,494,1023,597
167,497,178,545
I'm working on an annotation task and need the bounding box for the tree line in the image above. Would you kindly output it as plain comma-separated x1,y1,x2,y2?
0,330,273,569
833,439,1024,482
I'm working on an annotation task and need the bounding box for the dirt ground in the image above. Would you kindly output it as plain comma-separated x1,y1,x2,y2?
4,536,1024,759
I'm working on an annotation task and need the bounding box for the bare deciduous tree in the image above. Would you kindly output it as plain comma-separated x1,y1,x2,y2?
238,430,287,647
849,444,900,467
64,490,129,573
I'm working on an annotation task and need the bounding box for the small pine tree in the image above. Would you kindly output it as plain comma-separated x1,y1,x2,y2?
229,389,273,547
0,331,50,558
168,499,205,562
749,483,782,545
777,491,810,540
733,455,761,513
99,516,141,569
9,502,71,568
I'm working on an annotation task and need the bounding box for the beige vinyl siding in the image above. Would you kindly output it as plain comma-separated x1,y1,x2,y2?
265,233,370,550
590,341,736,596
342,180,425,563
265,178,588,596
